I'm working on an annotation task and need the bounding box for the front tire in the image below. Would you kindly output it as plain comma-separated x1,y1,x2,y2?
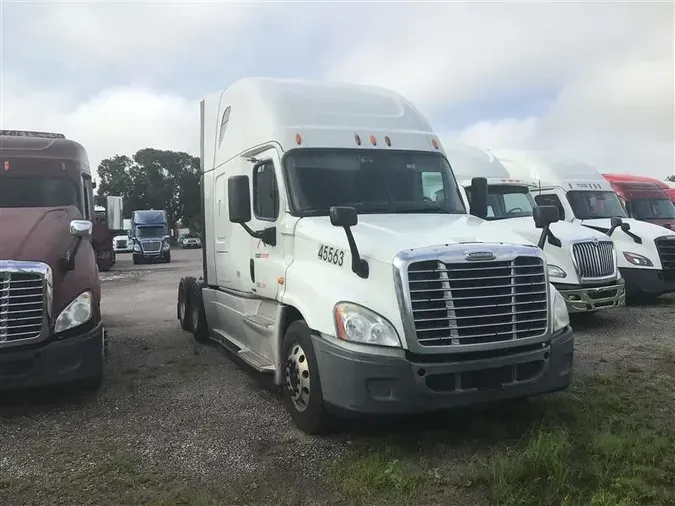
177,277,194,332
281,320,333,435
188,280,209,343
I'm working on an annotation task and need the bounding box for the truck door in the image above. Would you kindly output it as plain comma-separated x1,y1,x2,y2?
248,148,286,301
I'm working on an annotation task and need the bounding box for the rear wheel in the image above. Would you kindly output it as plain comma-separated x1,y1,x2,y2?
281,320,333,435
177,277,194,332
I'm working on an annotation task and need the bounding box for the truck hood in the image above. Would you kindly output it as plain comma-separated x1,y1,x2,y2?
0,206,100,317
0,206,81,266
581,218,675,242
498,217,610,245
294,213,537,262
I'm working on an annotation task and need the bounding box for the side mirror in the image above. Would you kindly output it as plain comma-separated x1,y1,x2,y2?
469,177,488,219
607,216,623,237
228,175,252,224
329,206,358,228
70,220,93,238
92,181,97,189
329,205,368,279
533,205,560,229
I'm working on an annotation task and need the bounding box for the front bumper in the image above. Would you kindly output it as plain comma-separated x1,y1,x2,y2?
312,326,573,415
134,249,170,261
554,280,626,313
0,322,104,391
620,267,675,296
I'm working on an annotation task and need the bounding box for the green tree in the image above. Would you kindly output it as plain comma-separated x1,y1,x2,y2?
95,149,200,228
667,175,675,182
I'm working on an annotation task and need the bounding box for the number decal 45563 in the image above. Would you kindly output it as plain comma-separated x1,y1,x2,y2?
317,245,344,267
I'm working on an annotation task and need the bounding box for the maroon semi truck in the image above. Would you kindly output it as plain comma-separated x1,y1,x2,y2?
0,130,105,391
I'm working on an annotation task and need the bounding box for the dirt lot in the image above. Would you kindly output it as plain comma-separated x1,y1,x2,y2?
1,248,674,506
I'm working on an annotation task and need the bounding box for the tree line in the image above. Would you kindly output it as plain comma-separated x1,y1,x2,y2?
94,149,200,231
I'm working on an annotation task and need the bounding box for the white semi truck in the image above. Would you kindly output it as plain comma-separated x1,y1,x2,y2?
177,78,574,434
491,149,675,300
443,141,625,314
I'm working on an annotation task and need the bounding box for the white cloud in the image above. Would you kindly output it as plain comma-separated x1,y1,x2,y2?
1,75,199,178
451,57,675,177
328,2,675,177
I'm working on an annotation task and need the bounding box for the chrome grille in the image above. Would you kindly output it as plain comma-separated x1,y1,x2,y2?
116,239,127,248
656,236,675,282
572,241,615,279
407,256,548,347
142,240,161,252
0,272,45,344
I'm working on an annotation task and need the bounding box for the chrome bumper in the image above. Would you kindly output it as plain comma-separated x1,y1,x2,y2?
555,280,626,313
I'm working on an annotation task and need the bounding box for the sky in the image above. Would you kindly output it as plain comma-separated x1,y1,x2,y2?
2,1,674,179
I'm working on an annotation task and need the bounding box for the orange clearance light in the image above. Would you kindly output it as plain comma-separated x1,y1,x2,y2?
295,133,302,145
3,161,9,171
369,134,377,146
384,135,391,147
277,276,285,286
431,138,439,150
354,134,362,146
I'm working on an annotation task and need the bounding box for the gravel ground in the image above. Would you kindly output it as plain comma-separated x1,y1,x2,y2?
1,249,674,505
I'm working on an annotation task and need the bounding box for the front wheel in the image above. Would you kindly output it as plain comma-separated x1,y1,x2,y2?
177,277,194,332
281,320,333,435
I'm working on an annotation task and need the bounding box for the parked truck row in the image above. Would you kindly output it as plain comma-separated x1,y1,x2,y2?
3,78,674,436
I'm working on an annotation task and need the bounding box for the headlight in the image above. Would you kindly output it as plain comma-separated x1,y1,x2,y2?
55,291,93,334
623,252,653,267
334,302,401,348
133,243,141,252
550,284,569,333
547,264,567,279
162,241,171,250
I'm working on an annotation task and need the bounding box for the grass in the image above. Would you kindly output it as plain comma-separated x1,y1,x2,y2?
329,355,675,506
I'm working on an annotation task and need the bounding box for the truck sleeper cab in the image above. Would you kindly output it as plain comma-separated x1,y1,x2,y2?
492,149,675,299
178,78,573,434
131,209,171,264
0,130,106,391
444,142,625,314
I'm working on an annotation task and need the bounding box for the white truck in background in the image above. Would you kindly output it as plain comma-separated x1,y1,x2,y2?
442,141,625,314
177,78,573,434
491,149,675,300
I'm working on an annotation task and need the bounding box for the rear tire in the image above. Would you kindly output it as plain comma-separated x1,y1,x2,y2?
177,277,194,332
281,320,333,435
188,280,209,343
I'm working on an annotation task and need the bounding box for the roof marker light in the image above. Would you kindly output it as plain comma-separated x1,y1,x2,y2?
369,134,377,146
355,134,362,146
295,133,302,145
431,138,439,150
384,136,391,147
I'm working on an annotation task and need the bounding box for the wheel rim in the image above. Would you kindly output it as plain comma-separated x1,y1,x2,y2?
285,344,310,412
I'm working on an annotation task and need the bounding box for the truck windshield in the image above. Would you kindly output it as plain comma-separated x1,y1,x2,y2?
283,149,466,216
567,190,627,220
136,226,165,238
0,176,81,209
466,184,534,220
629,198,675,219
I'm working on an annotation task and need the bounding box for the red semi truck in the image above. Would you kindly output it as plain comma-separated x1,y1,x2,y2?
0,129,106,391
603,174,675,229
